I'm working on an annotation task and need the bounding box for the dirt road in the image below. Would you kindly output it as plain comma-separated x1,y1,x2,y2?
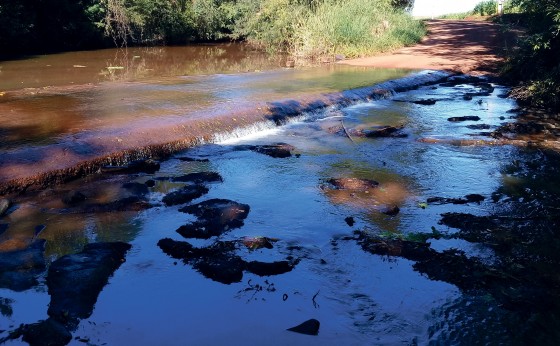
340,19,505,75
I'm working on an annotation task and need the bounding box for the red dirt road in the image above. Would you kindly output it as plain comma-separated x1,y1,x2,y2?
340,19,504,75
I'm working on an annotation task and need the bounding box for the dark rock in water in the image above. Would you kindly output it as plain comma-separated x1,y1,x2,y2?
427,194,485,205
326,178,379,192
381,205,400,216
0,223,8,236
195,254,246,284
82,196,152,213
439,75,482,87
463,94,473,101
0,239,46,291
412,98,437,105
62,191,86,205
122,182,149,197
447,116,481,122
101,159,160,175
159,172,223,184
352,125,408,138
237,143,296,158
0,198,11,217
158,238,297,284
177,199,250,239
47,242,131,322
145,179,156,188
162,184,209,206
177,157,210,162
242,236,276,250
287,319,320,336
465,194,485,203
466,124,491,130
245,261,294,276
344,216,355,227
19,318,72,346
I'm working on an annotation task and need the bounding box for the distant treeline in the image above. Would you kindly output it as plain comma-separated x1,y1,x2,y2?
0,0,419,60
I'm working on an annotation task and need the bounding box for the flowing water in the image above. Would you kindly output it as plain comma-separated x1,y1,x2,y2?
1,46,560,345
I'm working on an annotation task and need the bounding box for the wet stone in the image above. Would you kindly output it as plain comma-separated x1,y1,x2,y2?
427,194,485,205
236,143,296,158
287,319,320,336
158,238,296,285
177,157,210,162
448,116,481,122
345,216,355,227
350,125,408,138
380,205,400,216
157,172,223,184
122,182,149,197
466,124,492,130
0,239,46,291
82,196,152,213
177,199,250,239
162,184,209,206
19,318,72,346
412,98,437,105
47,242,132,322
101,159,160,175
145,179,156,188
325,178,379,192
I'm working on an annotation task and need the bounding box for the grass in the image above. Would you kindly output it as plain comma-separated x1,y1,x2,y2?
289,0,426,60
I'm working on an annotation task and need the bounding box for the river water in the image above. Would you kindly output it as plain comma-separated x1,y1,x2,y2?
1,45,560,345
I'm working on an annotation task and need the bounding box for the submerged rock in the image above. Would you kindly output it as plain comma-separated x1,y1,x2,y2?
287,319,320,336
0,239,46,291
380,205,400,216
162,184,209,206
158,238,296,284
158,172,223,184
427,194,485,205
47,242,132,322
19,318,72,346
177,157,210,162
82,196,152,213
177,199,250,239
466,124,492,130
122,182,149,197
448,116,481,122
101,159,160,175
0,199,11,217
325,178,379,192
237,143,296,158
61,191,86,206
350,125,408,138
412,98,437,105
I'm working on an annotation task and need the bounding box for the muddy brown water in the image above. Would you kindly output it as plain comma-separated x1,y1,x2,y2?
1,46,560,345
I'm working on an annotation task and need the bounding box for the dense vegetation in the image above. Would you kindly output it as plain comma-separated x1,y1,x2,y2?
499,0,560,111
0,0,420,61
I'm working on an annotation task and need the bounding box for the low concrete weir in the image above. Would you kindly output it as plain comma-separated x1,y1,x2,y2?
0,70,451,195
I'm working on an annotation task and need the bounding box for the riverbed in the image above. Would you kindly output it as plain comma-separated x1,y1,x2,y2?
1,46,560,345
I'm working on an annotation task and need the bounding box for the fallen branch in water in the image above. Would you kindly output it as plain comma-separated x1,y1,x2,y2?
340,119,356,144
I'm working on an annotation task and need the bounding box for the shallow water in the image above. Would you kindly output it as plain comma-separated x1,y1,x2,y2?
2,51,560,345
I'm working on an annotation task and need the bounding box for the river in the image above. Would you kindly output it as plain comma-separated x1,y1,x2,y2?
1,45,560,345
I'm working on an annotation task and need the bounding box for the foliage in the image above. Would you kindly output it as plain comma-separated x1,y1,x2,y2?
501,0,560,111
473,1,498,16
291,0,425,59
0,0,423,62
